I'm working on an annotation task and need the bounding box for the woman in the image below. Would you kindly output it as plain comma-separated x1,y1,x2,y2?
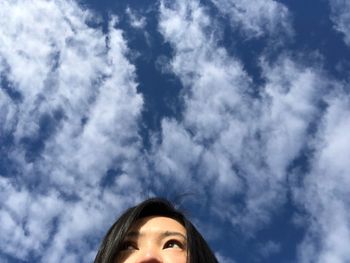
94,197,218,263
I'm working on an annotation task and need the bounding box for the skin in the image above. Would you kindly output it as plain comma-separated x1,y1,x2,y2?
116,216,188,263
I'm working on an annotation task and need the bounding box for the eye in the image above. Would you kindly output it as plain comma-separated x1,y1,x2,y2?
163,239,184,250
120,241,137,251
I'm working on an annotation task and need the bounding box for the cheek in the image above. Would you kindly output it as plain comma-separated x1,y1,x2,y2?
163,250,187,263
115,251,137,263
115,253,135,263
116,252,187,263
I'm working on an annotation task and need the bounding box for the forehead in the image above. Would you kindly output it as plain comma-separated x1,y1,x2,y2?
129,216,186,235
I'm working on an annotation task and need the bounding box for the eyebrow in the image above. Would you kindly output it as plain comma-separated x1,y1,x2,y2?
126,231,186,240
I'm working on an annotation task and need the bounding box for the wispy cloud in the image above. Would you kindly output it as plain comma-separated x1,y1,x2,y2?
156,1,349,262
126,6,147,29
329,0,350,46
216,252,237,263
157,0,320,227
256,240,281,259
0,0,144,262
1,0,350,262
156,0,248,199
0,178,64,260
210,0,292,38
295,92,350,263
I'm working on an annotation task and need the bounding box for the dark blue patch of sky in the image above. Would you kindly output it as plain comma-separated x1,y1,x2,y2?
278,0,350,81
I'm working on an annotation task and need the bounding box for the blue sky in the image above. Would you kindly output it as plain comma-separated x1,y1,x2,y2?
1,0,350,262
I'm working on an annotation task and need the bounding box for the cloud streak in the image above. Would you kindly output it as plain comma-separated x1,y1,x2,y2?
156,0,350,261
329,0,350,46
295,92,350,263
1,0,350,262
157,0,317,225
210,0,292,38
0,0,145,262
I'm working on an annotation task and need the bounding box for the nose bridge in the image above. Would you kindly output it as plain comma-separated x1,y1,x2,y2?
137,239,162,262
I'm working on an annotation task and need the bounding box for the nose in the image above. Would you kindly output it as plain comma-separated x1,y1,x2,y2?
136,246,162,263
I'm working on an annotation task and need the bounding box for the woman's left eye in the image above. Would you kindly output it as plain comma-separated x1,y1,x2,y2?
164,240,184,249
120,241,137,251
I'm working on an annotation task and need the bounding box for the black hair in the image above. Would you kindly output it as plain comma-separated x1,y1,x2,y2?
94,197,218,263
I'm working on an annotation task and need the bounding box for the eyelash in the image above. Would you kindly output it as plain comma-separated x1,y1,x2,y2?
120,239,185,251
163,239,184,249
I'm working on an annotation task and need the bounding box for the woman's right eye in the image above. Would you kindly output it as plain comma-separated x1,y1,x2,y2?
120,241,137,251
163,239,185,250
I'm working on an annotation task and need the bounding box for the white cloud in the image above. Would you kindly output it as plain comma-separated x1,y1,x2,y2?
157,1,350,261
153,119,203,185
2,0,350,262
157,0,247,198
0,177,64,260
295,93,350,263
0,0,144,186
260,57,321,180
329,0,350,46
257,240,281,258
0,0,145,262
156,0,326,236
210,0,292,38
126,6,147,29
0,88,17,134
216,252,236,263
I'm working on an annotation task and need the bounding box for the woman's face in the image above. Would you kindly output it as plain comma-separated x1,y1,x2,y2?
116,216,188,263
